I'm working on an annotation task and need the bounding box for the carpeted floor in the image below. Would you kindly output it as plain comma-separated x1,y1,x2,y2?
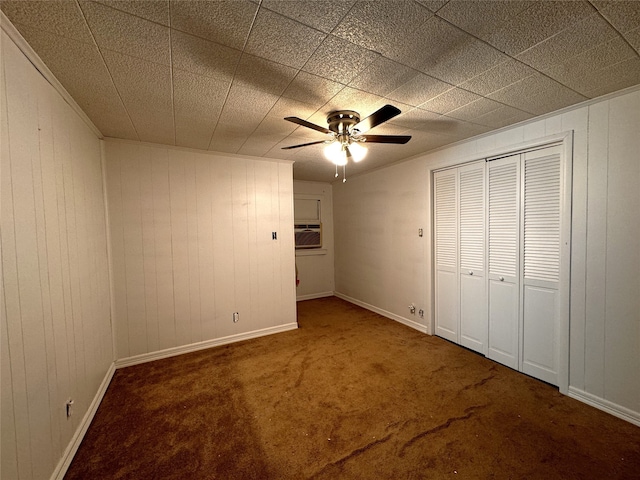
66,297,640,479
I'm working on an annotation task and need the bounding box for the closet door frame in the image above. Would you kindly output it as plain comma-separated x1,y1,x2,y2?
428,132,573,395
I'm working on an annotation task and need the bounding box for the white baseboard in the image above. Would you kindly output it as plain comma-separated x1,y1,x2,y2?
115,322,299,368
334,292,428,334
568,387,640,427
52,362,116,480
297,291,334,301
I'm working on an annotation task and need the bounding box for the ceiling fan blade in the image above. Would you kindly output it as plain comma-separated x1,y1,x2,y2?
353,104,402,133
362,134,411,144
281,140,328,150
284,116,332,134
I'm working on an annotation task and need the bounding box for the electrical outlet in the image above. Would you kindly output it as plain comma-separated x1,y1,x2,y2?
418,228,423,237
418,309,424,318
66,399,74,418
408,304,416,315
233,312,239,323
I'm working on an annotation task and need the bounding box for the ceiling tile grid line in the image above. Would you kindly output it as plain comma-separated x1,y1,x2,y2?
2,0,638,182
75,0,141,142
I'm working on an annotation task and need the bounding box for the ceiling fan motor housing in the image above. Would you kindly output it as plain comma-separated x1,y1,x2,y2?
327,110,361,135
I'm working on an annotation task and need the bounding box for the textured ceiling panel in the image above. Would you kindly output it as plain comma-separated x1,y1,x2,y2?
2,0,639,182
170,0,258,50
332,0,433,57
262,0,355,33
302,34,379,85
79,1,170,65
244,8,326,69
1,0,93,43
94,0,170,26
171,30,240,81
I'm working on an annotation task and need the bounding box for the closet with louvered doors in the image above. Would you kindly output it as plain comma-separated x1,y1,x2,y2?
487,144,565,386
434,161,487,355
435,143,567,387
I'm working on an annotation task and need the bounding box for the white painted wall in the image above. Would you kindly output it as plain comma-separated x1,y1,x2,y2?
293,180,335,301
1,30,113,480
334,159,429,332
105,140,297,362
333,87,640,424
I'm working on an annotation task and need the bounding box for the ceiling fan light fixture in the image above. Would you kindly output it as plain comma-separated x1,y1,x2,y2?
348,141,367,162
323,141,348,166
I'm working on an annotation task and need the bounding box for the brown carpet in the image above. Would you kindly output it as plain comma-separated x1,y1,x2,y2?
66,297,640,479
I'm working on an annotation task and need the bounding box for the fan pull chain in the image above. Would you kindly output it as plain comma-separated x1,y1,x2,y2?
335,164,338,178
343,165,346,183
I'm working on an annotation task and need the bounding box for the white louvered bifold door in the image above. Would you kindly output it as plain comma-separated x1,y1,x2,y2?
458,162,487,354
487,155,520,370
434,169,458,342
521,145,562,386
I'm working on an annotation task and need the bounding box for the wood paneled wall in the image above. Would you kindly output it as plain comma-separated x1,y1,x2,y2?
333,88,640,423
1,32,113,479
105,141,297,361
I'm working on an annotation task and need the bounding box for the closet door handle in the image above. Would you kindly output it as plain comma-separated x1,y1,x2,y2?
499,276,504,282
468,270,473,275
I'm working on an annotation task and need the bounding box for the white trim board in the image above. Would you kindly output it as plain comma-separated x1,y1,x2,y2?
568,387,640,427
334,292,428,334
115,323,299,368
51,363,116,480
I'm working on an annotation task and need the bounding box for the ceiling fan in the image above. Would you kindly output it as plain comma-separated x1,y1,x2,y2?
282,104,411,181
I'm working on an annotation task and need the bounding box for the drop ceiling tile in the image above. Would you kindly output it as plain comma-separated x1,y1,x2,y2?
436,0,534,39
545,37,638,95
446,98,505,123
171,30,240,82
94,0,170,26
391,16,507,85
5,24,137,139
244,8,326,69
302,35,380,85
172,69,227,120
458,59,537,96
261,0,355,33
389,107,446,130
282,71,345,108
516,12,619,73
386,72,451,107
128,105,175,145
592,1,640,34
209,123,249,153
420,88,482,115
170,0,258,50
234,53,298,96
79,1,170,65
218,85,279,130
471,105,534,129
175,115,216,150
625,27,640,54
488,73,587,115
415,0,449,13
486,1,594,56
332,0,433,58
253,116,298,137
269,97,320,124
102,50,172,112
578,57,640,99
237,135,282,157
1,1,94,44
310,88,386,126
349,58,418,98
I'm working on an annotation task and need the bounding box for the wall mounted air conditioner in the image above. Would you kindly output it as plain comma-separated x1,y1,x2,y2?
294,223,322,249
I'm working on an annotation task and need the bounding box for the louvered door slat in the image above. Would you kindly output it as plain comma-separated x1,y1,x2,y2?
488,160,519,277
434,171,457,269
523,155,561,283
459,165,484,272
